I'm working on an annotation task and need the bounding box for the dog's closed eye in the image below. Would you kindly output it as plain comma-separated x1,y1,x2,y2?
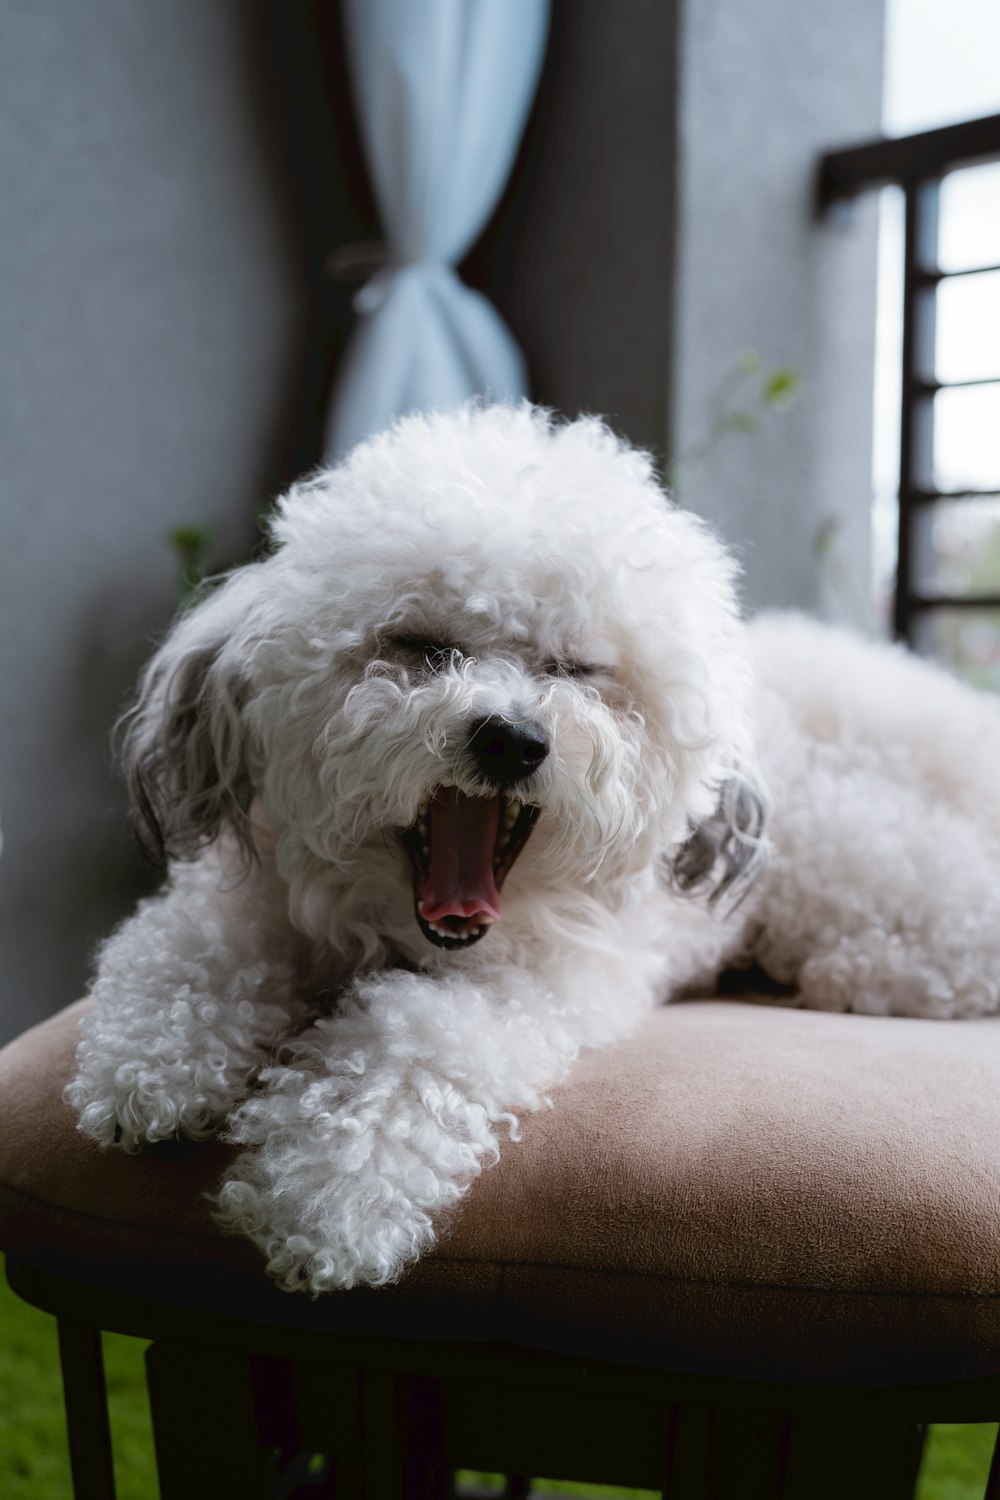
544,660,608,680
386,632,463,667
385,632,609,680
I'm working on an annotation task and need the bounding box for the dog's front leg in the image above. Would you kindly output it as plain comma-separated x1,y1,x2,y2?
66,851,312,1150
216,963,591,1292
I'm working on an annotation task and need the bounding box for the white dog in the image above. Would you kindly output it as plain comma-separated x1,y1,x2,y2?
66,403,1000,1293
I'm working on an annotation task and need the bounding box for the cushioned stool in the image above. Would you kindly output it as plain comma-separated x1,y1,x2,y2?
2,997,1000,1499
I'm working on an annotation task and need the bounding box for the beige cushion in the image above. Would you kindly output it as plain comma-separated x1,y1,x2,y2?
2,997,1000,1385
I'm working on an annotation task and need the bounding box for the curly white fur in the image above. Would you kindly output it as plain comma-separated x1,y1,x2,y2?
66,403,1000,1292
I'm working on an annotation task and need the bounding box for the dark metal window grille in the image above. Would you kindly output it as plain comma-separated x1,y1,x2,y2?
818,113,1000,653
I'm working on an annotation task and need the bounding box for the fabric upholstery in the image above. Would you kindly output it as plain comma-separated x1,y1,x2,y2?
2,998,999,1385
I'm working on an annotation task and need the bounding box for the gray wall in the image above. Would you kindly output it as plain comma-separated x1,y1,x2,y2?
672,0,884,618
468,0,679,463
0,2,303,1042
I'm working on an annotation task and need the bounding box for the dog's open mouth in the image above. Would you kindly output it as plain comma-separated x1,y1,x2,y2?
402,788,540,950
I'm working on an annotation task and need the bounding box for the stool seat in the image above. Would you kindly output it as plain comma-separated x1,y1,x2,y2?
2,997,1000,1388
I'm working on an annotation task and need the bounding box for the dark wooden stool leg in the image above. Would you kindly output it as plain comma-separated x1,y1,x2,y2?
57,1318,116,1500
356,1370,456,1500
662,1402,715,1497
707,1408,793,1498
983,1426,1000,1500
358,1368,408,1500
782,1413,925,1500
247,1353,354,1498
145,1341,274,1500
661,1405,924,1500
399,1375,451,1500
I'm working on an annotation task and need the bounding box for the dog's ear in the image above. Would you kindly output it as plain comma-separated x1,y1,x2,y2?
661,772,770,910
119,581,256,866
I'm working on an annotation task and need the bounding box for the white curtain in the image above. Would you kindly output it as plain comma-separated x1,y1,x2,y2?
326,0,550,461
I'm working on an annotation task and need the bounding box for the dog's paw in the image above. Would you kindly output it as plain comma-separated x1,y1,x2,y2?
65,988,306,1151
65,1029,261,1151
214,1030,501,1291
64,1065,230,1152
214,1149,442,1292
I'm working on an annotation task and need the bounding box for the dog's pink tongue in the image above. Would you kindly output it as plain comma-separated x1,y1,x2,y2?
419,788,502,924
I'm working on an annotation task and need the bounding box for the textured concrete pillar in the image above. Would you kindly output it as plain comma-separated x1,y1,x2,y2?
479,0,884,619
671,0,884,618
0,2,303,1041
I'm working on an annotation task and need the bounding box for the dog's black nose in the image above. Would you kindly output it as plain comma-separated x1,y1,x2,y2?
468,715,549,787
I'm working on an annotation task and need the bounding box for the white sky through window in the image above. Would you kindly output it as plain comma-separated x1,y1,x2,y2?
884,0,1000,136
872,0,1000,633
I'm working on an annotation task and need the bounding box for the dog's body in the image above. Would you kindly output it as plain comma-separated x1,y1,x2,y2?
67,405,1000,1292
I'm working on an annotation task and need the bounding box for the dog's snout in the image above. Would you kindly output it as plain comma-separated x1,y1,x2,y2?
469,715,549,787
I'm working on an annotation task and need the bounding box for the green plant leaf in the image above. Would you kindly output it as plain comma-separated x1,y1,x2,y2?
762,368,801,409
168,524,214,603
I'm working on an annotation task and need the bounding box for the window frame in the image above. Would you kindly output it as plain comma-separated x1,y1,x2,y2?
818,113,1000,645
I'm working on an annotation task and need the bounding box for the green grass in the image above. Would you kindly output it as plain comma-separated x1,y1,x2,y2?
0,1267,996,1499
0,1266,155,1499
918,1424,999,1500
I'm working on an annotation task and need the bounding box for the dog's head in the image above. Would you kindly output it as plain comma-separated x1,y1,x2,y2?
123,404,765,962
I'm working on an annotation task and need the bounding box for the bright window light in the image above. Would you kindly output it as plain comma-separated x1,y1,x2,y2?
872,1,1000,650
